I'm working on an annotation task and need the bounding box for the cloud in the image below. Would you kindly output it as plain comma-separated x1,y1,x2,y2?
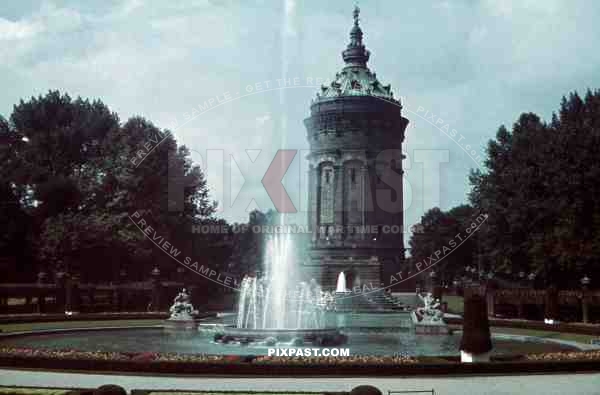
0,2,82,41
0,17,40,40
1,0,599,231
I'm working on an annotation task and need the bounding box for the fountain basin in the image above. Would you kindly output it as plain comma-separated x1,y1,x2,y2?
215,327,347,346
163,319,200,331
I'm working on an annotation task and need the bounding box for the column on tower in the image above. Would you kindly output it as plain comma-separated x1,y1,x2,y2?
308,164,319,243
360,164,369,240
333,164,345,241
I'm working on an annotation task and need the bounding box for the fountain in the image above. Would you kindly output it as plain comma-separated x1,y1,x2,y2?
235,231,327,329
336,272,348,293
164,288,199,330
411,292,449,335
216,230,346,346
236,276,325,330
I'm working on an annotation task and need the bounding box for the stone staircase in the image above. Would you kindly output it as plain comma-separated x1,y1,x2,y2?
333,289,409,313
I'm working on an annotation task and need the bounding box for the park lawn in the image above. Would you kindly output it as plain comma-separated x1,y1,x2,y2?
0,319,164,333
0,388,71,395
148,393,328,395
444,295,464,314
489,326,597,344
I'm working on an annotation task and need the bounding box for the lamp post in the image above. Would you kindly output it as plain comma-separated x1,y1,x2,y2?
453,278,461,296
518,271,526,287
528,272,536,289
119,268,127,282
430,270,437,288
150,266,161,312
54,270,68,313
36,271,47,313
177,266,185,284
70,272,80,314
116,268,127,312
581,275,591,324
430,270,442,300
37,271,47,284
465,266,475,283
486,271,495,289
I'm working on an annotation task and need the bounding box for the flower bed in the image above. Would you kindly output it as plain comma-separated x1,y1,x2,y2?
525,350,600,361
253,355,417,365
1,346,600,375
0,347,416,365
2,346,599,365
0,347,130,361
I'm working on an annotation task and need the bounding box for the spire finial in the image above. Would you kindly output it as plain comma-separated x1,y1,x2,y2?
342,3,369,67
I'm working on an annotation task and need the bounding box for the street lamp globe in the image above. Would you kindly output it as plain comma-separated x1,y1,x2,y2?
581,275,591,286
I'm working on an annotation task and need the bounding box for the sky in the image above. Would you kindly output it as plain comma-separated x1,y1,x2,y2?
1,0,599,244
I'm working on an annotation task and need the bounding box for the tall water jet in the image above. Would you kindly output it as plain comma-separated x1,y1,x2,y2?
235,226,330,330
336,272,347,293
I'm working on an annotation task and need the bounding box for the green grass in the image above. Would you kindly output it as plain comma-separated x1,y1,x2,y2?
444,295,464,314
489,326,596,344
0,388,71,395
148,393,325,395
0,319,163,333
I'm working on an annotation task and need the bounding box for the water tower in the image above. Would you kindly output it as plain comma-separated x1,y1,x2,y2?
303,6,409,291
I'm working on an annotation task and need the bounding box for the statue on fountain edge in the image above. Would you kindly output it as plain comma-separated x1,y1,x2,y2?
168,288,198,321
411,292,449,334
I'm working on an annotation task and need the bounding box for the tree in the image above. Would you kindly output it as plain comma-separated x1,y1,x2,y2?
409,205,477,284
470,90,600,288
4,91,224,283
0,115,35,280
226,210,281,280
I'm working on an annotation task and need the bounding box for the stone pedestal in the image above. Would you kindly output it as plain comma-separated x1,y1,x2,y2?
411,293,449,335
460,350,490,363
414,323,449,335
163,319,199,330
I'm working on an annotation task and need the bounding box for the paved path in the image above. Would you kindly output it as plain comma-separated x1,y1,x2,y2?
2,369,600,394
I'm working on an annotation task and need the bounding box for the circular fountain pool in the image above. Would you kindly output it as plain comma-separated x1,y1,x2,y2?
0,321,578,357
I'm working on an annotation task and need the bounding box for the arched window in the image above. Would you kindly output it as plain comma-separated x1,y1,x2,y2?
319,165,334,224
344,161,363,225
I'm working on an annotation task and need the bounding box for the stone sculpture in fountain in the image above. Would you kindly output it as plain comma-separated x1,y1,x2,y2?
169,288,197,320
411,292,449,334
165,288,199,329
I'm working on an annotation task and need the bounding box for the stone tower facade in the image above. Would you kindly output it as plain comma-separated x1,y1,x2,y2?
303,7,409,291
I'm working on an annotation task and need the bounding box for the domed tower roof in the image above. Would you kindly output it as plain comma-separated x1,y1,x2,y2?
316,6,396,102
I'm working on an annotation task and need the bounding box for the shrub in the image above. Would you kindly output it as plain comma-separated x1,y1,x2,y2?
545,286,559,321
460,294,492,354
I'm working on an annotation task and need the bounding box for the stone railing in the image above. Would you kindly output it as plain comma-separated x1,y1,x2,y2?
463,286,600,323
0,281,189,314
